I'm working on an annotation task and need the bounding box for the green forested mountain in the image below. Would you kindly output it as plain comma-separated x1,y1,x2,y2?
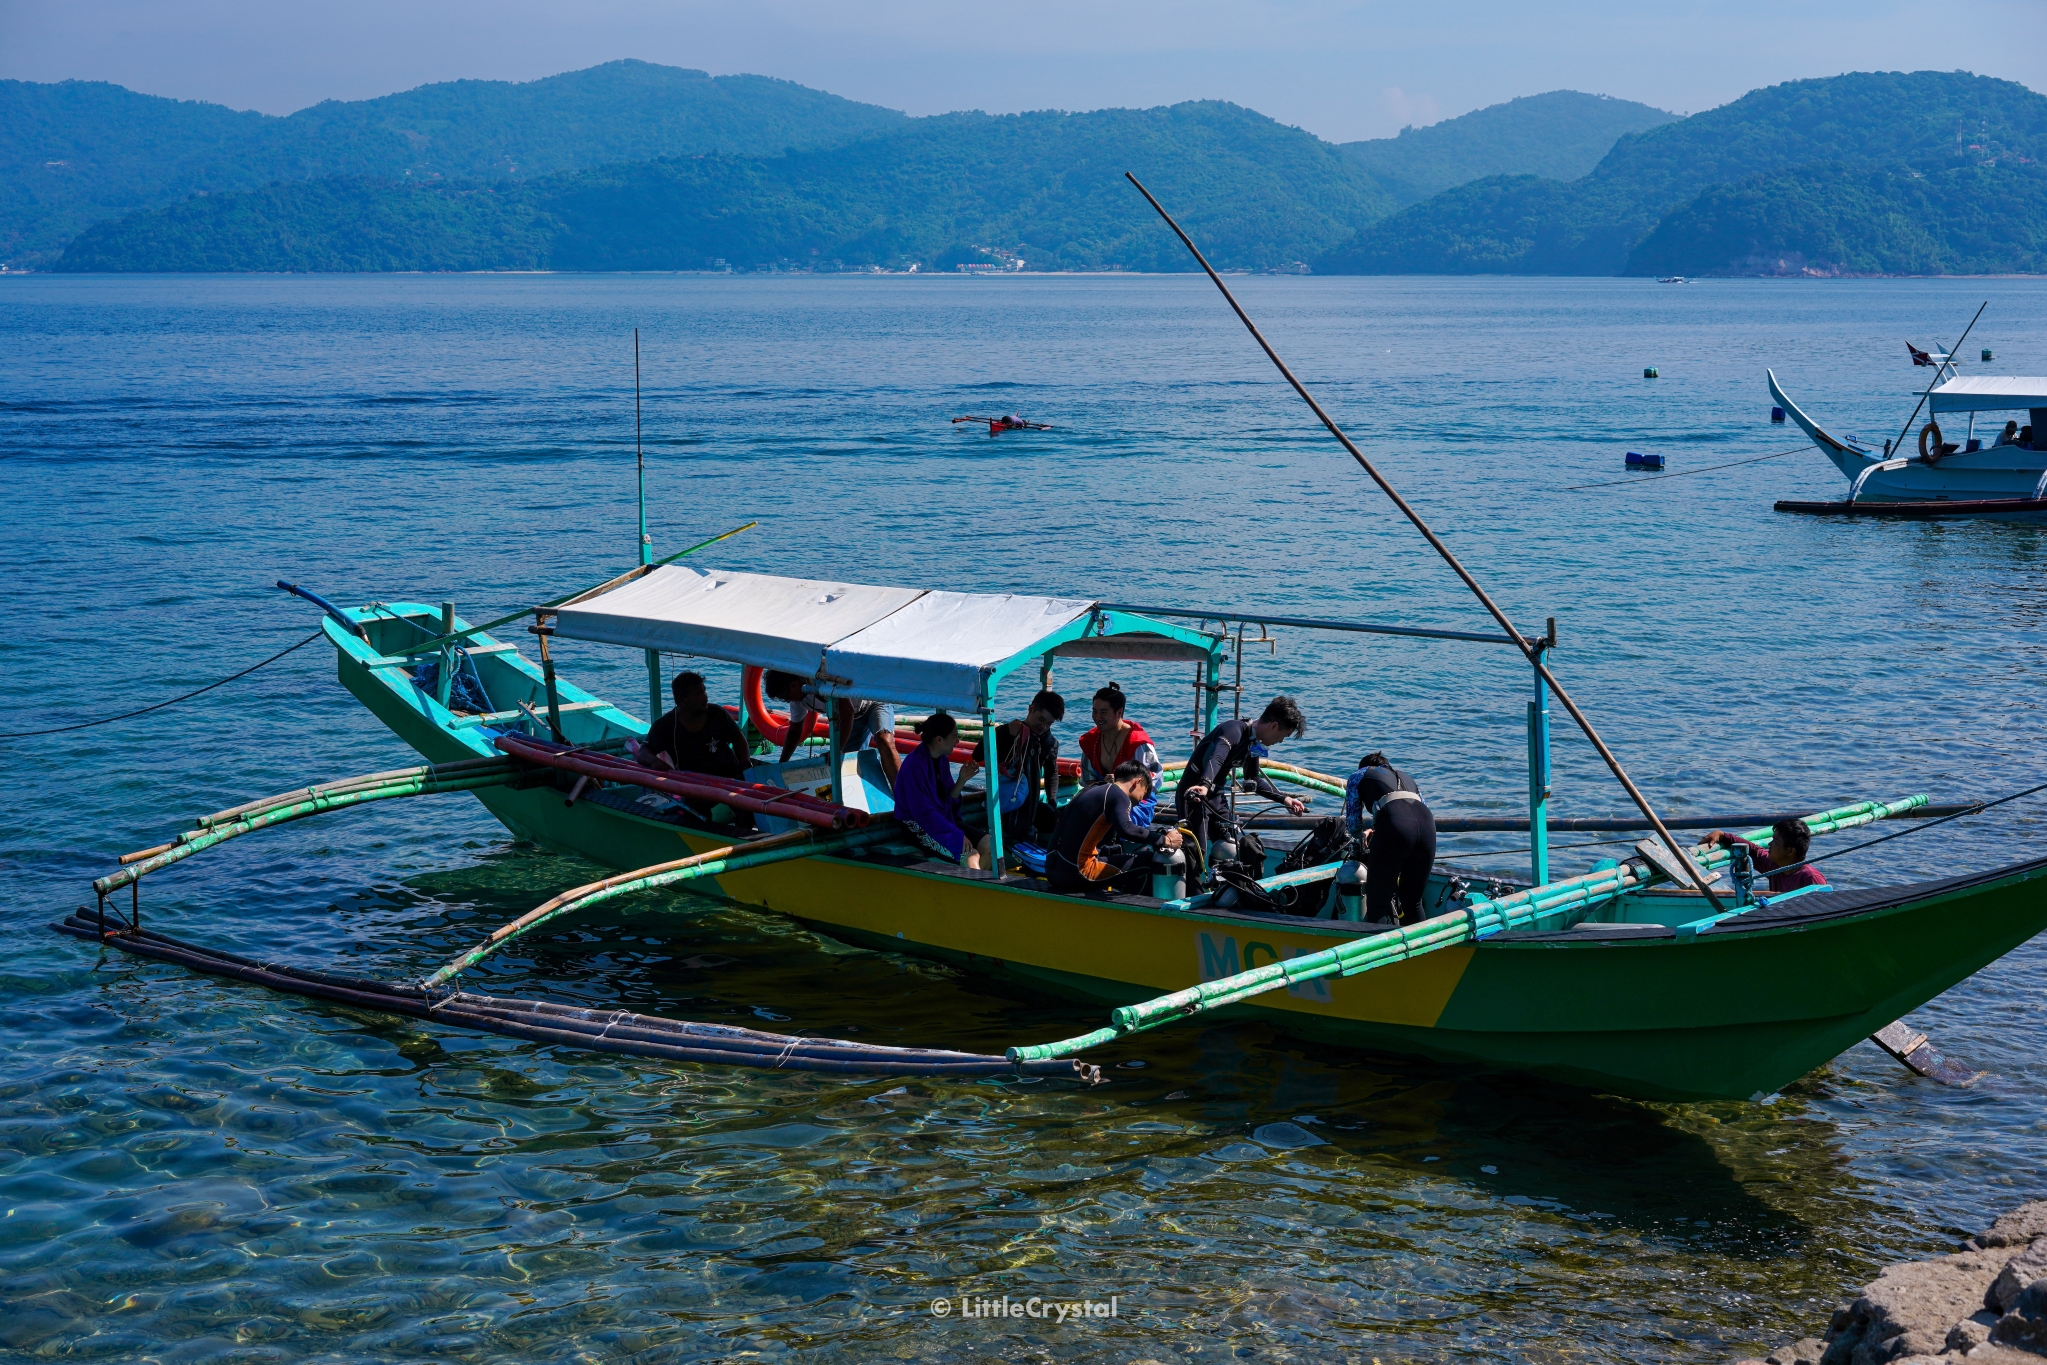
1318,71,2047,275
1,61,906,267
1338,91,1675,206
57,102,1393,274
1625,162,2047,276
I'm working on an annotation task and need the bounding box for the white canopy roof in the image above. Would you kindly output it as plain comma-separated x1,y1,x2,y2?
1929,377,2047,414
553,565,1097,711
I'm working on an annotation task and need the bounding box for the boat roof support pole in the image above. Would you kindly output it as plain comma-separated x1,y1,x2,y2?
982,701,1003,871
635,328,663,726
1126,171,1722,911
1527,626,1553,887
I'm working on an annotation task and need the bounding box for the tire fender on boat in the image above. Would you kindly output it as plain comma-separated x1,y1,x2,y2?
741,665,824,746
1919,421,1944,464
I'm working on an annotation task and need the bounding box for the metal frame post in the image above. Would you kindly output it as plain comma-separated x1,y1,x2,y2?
635,328,663,725
435,601,457,706
1527,627,1554,886
828,706,845,806
981,704,1003,871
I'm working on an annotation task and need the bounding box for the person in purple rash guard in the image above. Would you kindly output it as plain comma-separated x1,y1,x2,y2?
891,712,982,871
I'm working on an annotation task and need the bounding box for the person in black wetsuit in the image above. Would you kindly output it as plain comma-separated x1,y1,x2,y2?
1343,751,1436,925
1175,696,1308,859
1048,762,1184,896
644,671,755,828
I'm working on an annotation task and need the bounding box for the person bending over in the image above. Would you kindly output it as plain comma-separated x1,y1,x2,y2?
1077,683,1163,826
1049,761,1183,896
956,689,1064,864
1702,818,1825,894
891,712,981,871
1176,697,1307,857
644,671,755,829
764,669,901,785
1345,751,1436,925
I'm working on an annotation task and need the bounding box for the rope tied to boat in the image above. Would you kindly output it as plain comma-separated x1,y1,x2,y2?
0,629,322,740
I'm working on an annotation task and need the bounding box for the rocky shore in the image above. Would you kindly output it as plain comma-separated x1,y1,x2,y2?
1740,1202,2047,1365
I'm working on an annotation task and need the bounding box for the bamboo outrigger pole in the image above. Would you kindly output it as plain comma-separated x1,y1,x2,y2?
1125,172,1722,909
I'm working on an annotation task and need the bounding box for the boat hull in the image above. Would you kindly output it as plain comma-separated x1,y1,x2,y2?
329,610,2047,1102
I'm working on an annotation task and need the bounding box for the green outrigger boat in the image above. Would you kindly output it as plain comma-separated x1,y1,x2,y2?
75,562,2047,1103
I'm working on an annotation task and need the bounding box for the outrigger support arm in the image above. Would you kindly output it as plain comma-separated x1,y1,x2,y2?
1125,172,1724,910
93,754,532,898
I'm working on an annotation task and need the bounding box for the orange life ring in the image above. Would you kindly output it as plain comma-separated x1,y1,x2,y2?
740,665,823,747
1919,421,1944,463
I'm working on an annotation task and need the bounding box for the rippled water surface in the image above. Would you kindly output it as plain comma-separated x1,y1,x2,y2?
5,272,2047,1363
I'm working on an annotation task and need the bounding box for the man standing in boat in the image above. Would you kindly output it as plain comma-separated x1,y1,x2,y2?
1344,752,1436,925
1176,697,1307,861
764,670,902,786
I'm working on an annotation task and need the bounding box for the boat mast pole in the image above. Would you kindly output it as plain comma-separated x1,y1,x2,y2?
1884,301,1986,460
636,329,662,725
1125,172,1721,908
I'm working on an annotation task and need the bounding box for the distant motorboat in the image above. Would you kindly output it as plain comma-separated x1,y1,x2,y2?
1657,275,1688,283
1768,336,2047,522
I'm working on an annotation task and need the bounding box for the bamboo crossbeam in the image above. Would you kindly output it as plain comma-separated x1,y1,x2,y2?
423,823,897,987
1007,795,1927,1064
95,769,523,896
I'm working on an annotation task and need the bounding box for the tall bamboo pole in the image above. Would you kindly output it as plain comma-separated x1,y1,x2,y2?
1124,172,1721,909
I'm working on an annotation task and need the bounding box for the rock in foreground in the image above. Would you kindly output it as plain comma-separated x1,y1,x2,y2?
1738,1202,2047,1365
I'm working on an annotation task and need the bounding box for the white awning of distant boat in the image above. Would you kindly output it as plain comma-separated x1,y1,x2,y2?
552,565,1097,710
1928,377,2047,414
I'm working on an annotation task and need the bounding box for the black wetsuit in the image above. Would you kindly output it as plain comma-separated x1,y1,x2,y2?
1049,782,1168,896
1174,718,1287,854
1351,765,1435,925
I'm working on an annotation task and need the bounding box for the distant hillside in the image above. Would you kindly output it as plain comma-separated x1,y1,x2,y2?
0,61,907,267
1338,91,1676,206
56,101,1391,274
1319,71,2047,275
56,101,1392,274
1625,162,2047,276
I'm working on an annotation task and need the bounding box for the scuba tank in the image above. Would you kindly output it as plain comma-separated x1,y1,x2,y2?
1336,859,1365,921
1151,847,1187,902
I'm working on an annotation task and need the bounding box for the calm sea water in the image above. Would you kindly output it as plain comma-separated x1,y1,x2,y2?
4,272,2047,1363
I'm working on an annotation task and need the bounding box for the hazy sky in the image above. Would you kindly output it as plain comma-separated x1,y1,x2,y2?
1,0,2039,141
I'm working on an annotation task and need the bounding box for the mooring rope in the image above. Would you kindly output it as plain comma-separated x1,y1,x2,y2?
0,630,323,740
1564,443,1817,492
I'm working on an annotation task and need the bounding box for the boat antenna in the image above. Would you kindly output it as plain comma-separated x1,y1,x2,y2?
1124,171,1722,907
634,328,661,722
1885,301,1986,459
636,328,649,568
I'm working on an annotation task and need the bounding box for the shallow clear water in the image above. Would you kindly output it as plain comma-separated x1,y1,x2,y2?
4,272,2047,1362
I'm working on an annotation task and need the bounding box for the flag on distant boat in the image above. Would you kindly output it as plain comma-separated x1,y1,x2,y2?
1907,342,1936,367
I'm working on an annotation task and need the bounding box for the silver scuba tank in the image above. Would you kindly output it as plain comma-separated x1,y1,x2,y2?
1151,847,1187,902
1336,859,1365,921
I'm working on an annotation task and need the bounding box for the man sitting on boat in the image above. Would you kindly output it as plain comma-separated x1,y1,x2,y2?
1996,420,2020,448
1077,683,1163,826
1344,752,1437,925
891,712,982,871
1703,818,1826,894
1176,698,1308,862
764,670,901,785
643,670,755,829
956,690,1066,866
1048,761,1183,897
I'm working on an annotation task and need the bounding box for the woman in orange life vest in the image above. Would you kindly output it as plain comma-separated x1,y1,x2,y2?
1076,683,1163,825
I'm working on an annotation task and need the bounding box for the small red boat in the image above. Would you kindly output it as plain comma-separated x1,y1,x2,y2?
953,414,1052,435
